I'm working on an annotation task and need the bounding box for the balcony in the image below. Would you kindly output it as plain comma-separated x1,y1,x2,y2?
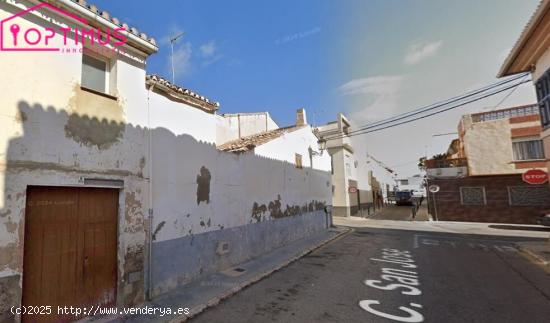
425,158,468,178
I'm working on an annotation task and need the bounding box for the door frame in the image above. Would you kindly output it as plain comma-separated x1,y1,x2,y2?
21,184,124,311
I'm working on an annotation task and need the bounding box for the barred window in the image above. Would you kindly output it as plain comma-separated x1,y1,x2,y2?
508,186,550,206
512,139,544,161
460,187,486,205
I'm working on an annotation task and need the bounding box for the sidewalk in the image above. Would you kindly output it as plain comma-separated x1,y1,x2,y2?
84,227,348,323
334,216,550,239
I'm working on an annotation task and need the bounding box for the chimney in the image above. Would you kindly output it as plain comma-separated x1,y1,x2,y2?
296,108,307,126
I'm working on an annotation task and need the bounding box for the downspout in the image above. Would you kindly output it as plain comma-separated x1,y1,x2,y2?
146,81,156,300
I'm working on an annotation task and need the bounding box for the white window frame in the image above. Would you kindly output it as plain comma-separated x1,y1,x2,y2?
511,136,544,161
81,51,115,96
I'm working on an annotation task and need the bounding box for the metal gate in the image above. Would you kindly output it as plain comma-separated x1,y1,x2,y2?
22,186,118,322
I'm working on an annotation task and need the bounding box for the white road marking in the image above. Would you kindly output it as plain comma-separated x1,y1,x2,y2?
361,248,424,322
414,234,518,252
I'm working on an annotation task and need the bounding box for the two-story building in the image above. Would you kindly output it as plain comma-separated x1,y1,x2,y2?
316,113,395,217
425,105,550,224
497,0,550,182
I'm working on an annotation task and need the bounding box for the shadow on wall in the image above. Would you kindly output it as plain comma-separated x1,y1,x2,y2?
0,101,332,319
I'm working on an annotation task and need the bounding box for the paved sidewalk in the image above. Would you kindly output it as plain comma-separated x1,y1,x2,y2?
83,227,348,323
334,216,550,239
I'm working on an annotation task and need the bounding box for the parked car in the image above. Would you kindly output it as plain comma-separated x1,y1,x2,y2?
395,190,413,206
537,214,550,227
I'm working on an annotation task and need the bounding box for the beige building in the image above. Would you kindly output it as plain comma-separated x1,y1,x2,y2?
498,0,550,179
459,104,545,176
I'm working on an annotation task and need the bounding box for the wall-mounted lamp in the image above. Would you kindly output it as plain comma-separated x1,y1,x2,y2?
318,139,327,152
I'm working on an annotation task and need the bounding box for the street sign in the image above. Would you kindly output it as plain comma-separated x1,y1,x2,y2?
522,169,548,185
428,185,440,193
348,186,358,193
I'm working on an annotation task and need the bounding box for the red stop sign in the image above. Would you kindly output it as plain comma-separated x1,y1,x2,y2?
522,169,548,185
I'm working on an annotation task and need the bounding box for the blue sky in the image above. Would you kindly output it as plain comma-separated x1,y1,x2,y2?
94,0,540,176
93,0,346,126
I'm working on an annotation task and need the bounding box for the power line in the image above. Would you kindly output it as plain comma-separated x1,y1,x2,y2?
324,78,532,140
322,73,529,141
490,74,530,111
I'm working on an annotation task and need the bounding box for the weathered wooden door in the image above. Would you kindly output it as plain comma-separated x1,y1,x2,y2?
23,187,118,322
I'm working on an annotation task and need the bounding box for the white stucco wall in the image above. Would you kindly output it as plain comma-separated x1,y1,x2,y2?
0,0,152,308
253,126,331,172
147,91,217,143
0,0,333,310
216,112,279,144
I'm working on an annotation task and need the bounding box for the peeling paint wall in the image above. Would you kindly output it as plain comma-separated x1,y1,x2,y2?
0,0,151,315
0,0,332,316
150,131,331,295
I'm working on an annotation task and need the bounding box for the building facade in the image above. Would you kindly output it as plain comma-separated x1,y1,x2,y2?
316,114,396,217
425,105,550,224
498,0,550,182
0,1,332,321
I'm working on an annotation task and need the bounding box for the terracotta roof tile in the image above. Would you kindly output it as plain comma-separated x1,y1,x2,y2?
71,0,157,46
217,125,305,153
146,75,220,111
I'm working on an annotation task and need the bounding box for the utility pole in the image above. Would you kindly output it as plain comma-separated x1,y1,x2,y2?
170,32,186,84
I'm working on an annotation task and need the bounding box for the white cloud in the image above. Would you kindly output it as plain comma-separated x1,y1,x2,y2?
338,75,406,122
404,41,442,65
170,42,192,79
199,41,217,57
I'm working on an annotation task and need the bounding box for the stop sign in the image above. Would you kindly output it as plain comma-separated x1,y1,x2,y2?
522,169,548,185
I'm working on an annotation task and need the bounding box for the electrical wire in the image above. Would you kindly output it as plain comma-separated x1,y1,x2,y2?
322,73,529,141
324,78,532,140
489,74,530,111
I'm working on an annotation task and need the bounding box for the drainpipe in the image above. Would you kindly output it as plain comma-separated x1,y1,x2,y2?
146,81,156,300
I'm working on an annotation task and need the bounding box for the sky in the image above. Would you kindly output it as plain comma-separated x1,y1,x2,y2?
93,0,540,177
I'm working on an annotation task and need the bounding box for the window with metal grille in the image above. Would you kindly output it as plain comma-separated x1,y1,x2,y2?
460,186,486,205
536,68,550,129
512,139,544,160
508,186,550,206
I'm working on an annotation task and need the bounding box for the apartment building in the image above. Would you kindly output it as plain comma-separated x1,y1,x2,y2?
425,105,550,224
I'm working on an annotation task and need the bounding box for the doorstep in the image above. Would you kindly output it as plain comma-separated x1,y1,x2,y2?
81,227,349,323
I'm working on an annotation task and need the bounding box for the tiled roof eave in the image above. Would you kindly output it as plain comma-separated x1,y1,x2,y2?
146,75,220,112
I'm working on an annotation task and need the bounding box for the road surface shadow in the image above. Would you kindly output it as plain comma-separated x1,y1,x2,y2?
489,224,550,232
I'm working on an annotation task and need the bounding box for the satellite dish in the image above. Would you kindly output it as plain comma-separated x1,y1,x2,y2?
428,185,440,193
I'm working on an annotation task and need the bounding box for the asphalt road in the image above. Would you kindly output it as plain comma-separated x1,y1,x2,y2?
191,227,550,323
369,204,428,221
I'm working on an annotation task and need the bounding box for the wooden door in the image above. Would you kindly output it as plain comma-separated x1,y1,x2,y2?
23,187,118,322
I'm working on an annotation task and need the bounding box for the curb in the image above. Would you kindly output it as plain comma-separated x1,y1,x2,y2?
173,228,352,322
516,244,550,267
